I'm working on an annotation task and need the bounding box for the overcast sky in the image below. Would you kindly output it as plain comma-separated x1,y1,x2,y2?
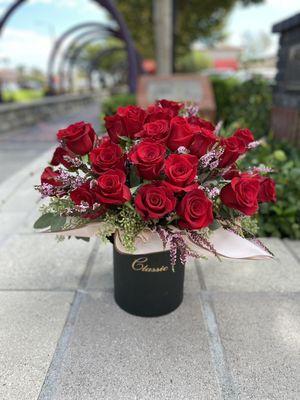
0,0,299,71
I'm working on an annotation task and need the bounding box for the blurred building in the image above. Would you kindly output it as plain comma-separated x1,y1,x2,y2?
242,55,277,80
0,68,18,84
193,44,242,72
272,12,300,144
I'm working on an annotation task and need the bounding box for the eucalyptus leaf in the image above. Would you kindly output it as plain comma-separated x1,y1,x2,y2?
50,215,67,231
33,213,56,229
75,236,90,242
209,220,221,231
81,154,89,164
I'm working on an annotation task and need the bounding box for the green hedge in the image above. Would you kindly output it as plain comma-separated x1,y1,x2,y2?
211,75,272,137
102,93,136,116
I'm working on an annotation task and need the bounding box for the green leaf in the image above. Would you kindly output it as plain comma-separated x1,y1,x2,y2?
75,236,90,242
130,185,141,194
33,213,56,229
119,136,132,142
50,215,67,231
130,165,140,187
209,220,221,231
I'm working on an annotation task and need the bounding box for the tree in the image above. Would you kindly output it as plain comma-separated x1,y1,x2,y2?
176,50,213,73
116,0,264,61
76,39,126,73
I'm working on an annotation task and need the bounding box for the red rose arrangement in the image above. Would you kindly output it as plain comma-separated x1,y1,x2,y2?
34,99,276,266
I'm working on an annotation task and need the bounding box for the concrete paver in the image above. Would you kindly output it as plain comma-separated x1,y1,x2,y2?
200,238,300,292
51,290,222,400
0,291,73,400
0,103,100,184
213,292,300,400
0,234,95,290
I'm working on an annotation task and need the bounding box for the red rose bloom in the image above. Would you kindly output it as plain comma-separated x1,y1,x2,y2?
70,182,106,219
218,136,245,168
90,138,124,174
50,147,75,169
134,182,176,220
138,119,170,143
233,128,254,148
94,169,131,205
177,189,213,230
164,154,198,193
57,121,96,156
145,105,173,123
104,114,124,144
104,105,146,143
167,116,197,151
189,129,218,158
258,177,276,203
220,174,260,216
156,99,183,117
118,105,146,138
70,181,96,207
41,167,63,187
128,141,166,180
187,116,215,131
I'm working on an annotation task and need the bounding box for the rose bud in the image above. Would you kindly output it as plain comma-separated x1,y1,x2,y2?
50,147,76,170
156,99,183,117
222,163,240,180
167,116,197,152
105,105,146,143
187,116,215,131
145,105,173,123
258,177,276,203
57,121,96,156
233,128,254,148
41,167,63,187
189,129,218,158
218,136,245,168
104,113,124,144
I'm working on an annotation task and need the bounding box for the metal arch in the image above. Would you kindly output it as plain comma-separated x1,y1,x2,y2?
57,28,113,92
87,46,126,74
0,0,139,92
86,46,127,90
48,23,118,93
66,36,117,92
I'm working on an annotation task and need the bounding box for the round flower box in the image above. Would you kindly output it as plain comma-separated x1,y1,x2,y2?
113,235,185,317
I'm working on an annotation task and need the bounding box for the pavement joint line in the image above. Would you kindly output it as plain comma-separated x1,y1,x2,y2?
282,239,300,262
195,260,239,400
37,290,84,400
37,240,100,399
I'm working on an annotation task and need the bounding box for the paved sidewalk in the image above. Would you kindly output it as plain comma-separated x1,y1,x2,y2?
0,102,100,183
0,148,299,400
